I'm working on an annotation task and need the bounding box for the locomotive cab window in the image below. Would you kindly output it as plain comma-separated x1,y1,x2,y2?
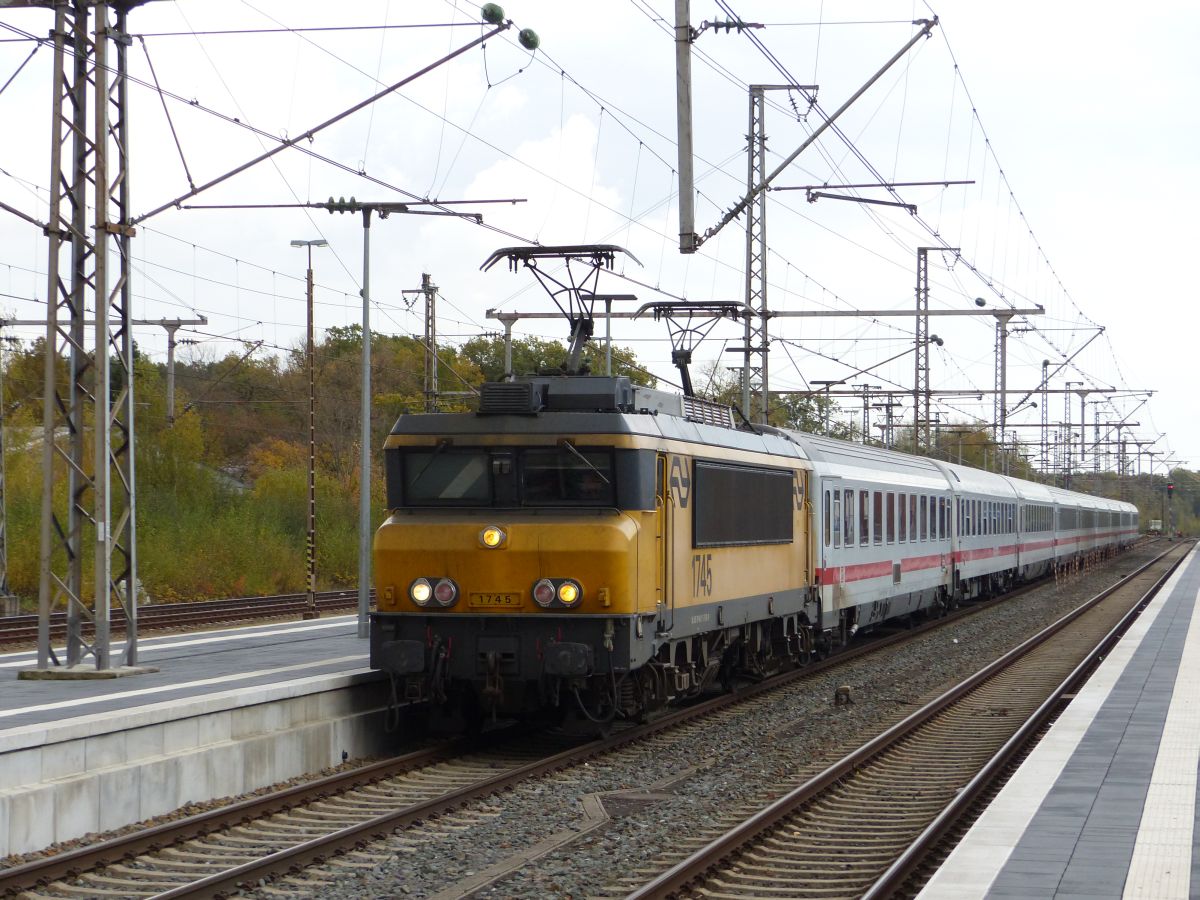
401,449,491,505
391,445,644,508
522,448,615,506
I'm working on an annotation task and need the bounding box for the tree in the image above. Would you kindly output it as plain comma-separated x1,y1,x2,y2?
459,334,655,386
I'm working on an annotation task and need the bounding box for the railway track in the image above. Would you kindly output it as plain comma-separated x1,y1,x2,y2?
0,590,370,646
622,541,1190,900
0,551,1086,899
0,547,1161,898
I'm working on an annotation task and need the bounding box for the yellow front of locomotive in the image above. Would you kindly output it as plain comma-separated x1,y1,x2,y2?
371,426,660,717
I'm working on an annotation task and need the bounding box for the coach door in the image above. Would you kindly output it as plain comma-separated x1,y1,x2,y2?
655,453,673,631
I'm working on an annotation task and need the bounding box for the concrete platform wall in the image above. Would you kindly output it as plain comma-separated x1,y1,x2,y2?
0,672,391,857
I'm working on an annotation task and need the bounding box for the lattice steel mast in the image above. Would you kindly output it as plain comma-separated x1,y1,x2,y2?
35,0,144,671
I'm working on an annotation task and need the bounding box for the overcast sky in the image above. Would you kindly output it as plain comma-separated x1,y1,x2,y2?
0,0,1195,472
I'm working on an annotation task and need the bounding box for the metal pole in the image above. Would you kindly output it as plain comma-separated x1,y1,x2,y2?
1063,381,1078,487
1084,393,1094,480
674,0,696,253
93,4,113,670
1040,360,1050,473
306,254,318,618
290,239,326,619
422,273,438,411
0,338,11,609
358,210,373,639
605,296,612,376
914,248,929,450
37,2,69,670
165,324,178,424
114,3,138,666
994,313,1011,443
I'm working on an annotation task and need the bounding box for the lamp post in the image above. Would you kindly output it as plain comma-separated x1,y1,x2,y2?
291,239,328,619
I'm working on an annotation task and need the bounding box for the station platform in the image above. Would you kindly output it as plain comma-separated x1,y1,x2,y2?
920,544,1200,899
0,615,387,857
0,614,373,735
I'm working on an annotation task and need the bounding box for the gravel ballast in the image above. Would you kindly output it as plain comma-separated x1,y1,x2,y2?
219,544,1169,899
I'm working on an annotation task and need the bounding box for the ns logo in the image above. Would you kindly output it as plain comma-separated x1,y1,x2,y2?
669,456,691,508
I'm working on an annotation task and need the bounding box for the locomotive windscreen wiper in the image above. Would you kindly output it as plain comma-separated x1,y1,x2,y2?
558,439,610,484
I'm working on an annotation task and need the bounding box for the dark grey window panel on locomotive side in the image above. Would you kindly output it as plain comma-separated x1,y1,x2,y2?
692,461,794,548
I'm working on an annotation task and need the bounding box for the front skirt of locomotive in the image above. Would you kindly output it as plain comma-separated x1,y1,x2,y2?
371,611,641,714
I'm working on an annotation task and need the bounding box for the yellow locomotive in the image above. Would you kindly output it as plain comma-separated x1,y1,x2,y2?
371,374,818,727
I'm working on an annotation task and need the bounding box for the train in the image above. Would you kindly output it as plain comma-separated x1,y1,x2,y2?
369,371,1139,729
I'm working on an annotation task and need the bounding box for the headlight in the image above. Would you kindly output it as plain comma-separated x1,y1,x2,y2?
557,580,581,606
532,578,555,607
433,578,458,607
480,526,506,548
410,578,432,606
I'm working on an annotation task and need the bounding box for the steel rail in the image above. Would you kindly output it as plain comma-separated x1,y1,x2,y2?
0,740,474,895
624,541,1186,899
0,589,371,644
863,540,1195,898
0,546,1151,897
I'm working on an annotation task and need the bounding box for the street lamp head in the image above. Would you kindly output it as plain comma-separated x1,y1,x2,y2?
291,239,329,248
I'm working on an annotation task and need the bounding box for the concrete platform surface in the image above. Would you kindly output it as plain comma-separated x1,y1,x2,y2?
0,614,372,738
920,545,1200,900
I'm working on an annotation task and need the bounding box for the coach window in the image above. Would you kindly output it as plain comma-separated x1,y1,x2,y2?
832,492,842,548
873,491,884,544
886,492,896,543
823,491,831,547
909,494,917,543
843,489,854,546
898,493,907,542
860,491,870,546
919,495,928,540
938,496,945,539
